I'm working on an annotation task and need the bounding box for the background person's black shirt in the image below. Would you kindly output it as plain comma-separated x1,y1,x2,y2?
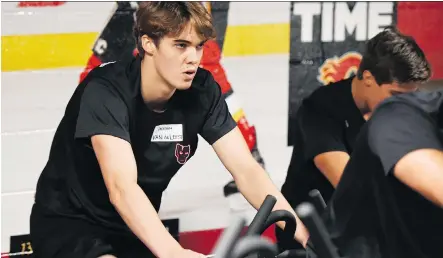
281,77,365,216
278,77,365,250
323,90,443,258
34,57,237,232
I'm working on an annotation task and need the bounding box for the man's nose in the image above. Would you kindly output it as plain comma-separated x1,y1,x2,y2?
186,47,199,64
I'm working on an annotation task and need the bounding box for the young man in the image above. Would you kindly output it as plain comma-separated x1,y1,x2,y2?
316,89,443,258
30,2,307,258
78,1,265,198
277,26,431,251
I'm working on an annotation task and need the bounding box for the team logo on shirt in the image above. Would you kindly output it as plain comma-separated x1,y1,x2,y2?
175,143,191,164
317,51,362,85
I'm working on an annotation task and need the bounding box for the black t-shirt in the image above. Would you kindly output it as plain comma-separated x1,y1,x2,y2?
323,90,443,258
34,57,237,232
281,77,365,210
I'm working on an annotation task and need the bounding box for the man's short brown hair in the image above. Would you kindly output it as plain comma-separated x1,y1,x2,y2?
357,26,431,85
133,2,216,57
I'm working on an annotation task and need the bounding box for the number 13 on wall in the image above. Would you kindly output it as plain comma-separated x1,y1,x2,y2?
21,241,33,253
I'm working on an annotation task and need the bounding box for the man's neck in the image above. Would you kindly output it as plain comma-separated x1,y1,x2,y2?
140,58,176,106
351,76,370,118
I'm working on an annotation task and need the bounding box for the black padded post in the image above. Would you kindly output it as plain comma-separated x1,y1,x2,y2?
245,195,277,236
308,189,327,214
296,203,339,258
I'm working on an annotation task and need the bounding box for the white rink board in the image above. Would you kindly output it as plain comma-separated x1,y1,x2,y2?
1,2,290,36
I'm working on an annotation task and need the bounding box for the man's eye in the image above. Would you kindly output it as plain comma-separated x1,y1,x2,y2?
176,43,186,49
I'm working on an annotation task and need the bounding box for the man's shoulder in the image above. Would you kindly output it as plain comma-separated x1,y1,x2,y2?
168,68,219,115
88,59,130,80
184,67,221,104
371,90,443,129
377,90,443,117
301,77,353,117
367,91,443,151
83,58,139,99
367,100,414,137
190,67,216,92
306,77,352,100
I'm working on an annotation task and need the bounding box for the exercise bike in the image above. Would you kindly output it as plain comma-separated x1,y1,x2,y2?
210,190,342,258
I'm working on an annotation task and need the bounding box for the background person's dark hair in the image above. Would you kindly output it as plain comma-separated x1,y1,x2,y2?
133,1,216,58
357,26,432,85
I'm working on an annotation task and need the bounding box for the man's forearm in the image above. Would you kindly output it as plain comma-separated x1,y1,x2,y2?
234,166,310,246
110,184,182,257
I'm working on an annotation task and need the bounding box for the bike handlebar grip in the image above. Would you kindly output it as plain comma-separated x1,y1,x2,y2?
262,210,296,238
245,194,277,236
212,216,246,258
296,203,340,258
230,236,279,258
308,189,327,214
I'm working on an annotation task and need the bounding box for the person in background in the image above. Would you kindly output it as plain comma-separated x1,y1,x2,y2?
315,89,443,258
277,26,431,252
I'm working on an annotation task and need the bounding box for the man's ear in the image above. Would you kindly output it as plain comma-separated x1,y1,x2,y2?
362,70,377,88
141,35,156,56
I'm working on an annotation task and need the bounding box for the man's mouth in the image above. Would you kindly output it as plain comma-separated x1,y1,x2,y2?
183,69,196,80
184,70,196,75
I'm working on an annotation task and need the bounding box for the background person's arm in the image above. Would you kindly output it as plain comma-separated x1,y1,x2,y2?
394,149,443,208
314,152,350,187
369,101,443,208
299,107,350,187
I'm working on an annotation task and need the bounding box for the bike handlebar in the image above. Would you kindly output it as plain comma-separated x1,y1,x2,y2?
296,202,340,258
245,195,277,236
308,189,327,214
211,190,342,258
262,210,296,237
211,195,278,258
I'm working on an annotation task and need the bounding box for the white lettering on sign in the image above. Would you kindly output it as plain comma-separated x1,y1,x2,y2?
335,2,368,42
151,124,183,142
293,3,321,43
293,2,394,43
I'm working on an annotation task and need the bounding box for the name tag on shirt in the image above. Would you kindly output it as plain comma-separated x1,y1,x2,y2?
151,124,183,142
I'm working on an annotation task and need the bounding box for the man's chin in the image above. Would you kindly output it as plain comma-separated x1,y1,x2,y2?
175,81,193,90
